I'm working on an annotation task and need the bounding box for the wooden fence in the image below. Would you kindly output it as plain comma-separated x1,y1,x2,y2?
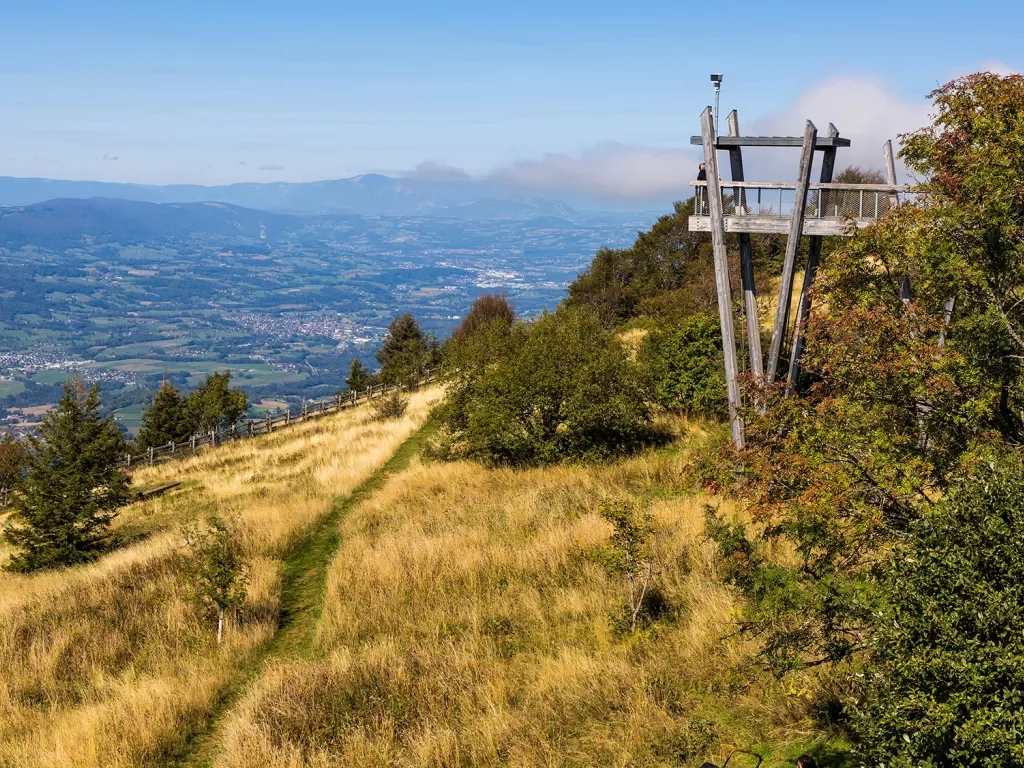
119,372,436,471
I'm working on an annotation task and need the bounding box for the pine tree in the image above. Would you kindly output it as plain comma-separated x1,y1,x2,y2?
0,431,25,508
185,371,248,434
135,381,189,449
4,378,129,571
344,358,374,394
376,313,432,386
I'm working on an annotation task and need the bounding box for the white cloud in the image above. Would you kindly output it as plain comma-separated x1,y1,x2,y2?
743,76,930,183
102,152,119,161
489,141,699,202
259,164,285,171
404,161,471,182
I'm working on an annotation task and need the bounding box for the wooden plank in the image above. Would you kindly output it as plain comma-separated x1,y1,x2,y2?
688,216,858,235
726,109,764,381
787,122,839,394
766,119,818,383
690,135,851,148
701,106,744,447
691,180,909,191
136,481,182,500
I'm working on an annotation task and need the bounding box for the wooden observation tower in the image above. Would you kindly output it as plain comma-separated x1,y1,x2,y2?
689,106,910,447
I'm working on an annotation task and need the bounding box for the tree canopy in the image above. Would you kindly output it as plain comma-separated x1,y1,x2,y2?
376,313,437,386
135,381,189,449
185,371,248,434
344,358,374,394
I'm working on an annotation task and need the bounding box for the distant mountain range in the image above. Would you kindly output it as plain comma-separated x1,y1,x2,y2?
0,174,584,221
0,198,305,250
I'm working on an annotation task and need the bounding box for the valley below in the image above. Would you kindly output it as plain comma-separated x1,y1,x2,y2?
0,196,650,434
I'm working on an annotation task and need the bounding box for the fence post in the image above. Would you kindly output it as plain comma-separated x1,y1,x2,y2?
191,434,196,450
126,452,131,469
249,421,254,437
210,429,216,447
267,413,273,433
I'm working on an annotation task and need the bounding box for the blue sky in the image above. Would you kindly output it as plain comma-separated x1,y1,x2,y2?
1,0,1019,199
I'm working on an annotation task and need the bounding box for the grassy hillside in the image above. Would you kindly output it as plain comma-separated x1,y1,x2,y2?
0,388,441,767
0,396,844,767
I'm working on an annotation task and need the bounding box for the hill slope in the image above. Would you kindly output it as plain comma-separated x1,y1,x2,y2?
0,389,440,767
0,402,842,767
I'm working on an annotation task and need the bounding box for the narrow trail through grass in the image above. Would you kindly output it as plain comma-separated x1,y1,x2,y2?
168,419,438,768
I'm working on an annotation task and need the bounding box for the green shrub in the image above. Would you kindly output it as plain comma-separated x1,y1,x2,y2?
638,313,727,418
371,391,408,421
852,448,1024,766
434,305,654,466
593,499,676,634
182,516,248,644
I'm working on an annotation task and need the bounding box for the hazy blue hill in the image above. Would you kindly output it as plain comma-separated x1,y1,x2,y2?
0,198,303,250
0,174,581,221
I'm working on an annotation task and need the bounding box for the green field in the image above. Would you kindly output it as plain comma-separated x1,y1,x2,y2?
92,359,224,375
31,369,71,385
191,368,307,388
0,380,26,397
112,402,146,437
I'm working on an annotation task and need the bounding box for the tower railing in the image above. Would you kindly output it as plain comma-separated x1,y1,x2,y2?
693,180,916,223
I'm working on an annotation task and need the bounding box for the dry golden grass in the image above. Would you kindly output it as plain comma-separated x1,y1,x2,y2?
217,424,825,768
0,388,440,768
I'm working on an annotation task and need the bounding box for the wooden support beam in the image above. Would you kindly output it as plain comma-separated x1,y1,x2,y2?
884,139,913,304
766,120,818,383
726,110,764,381
939,296,956,347
786,123,840,395
701,107,744,447
883,139,899,200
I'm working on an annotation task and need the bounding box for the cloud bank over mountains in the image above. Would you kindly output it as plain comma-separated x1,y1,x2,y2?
416,75,937,205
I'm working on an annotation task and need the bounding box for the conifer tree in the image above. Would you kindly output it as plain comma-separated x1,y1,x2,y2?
344,358,373,394
376,313,435,386
4,378,129,571
0,431,25,508
185,371,248,434
135,381,189,449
